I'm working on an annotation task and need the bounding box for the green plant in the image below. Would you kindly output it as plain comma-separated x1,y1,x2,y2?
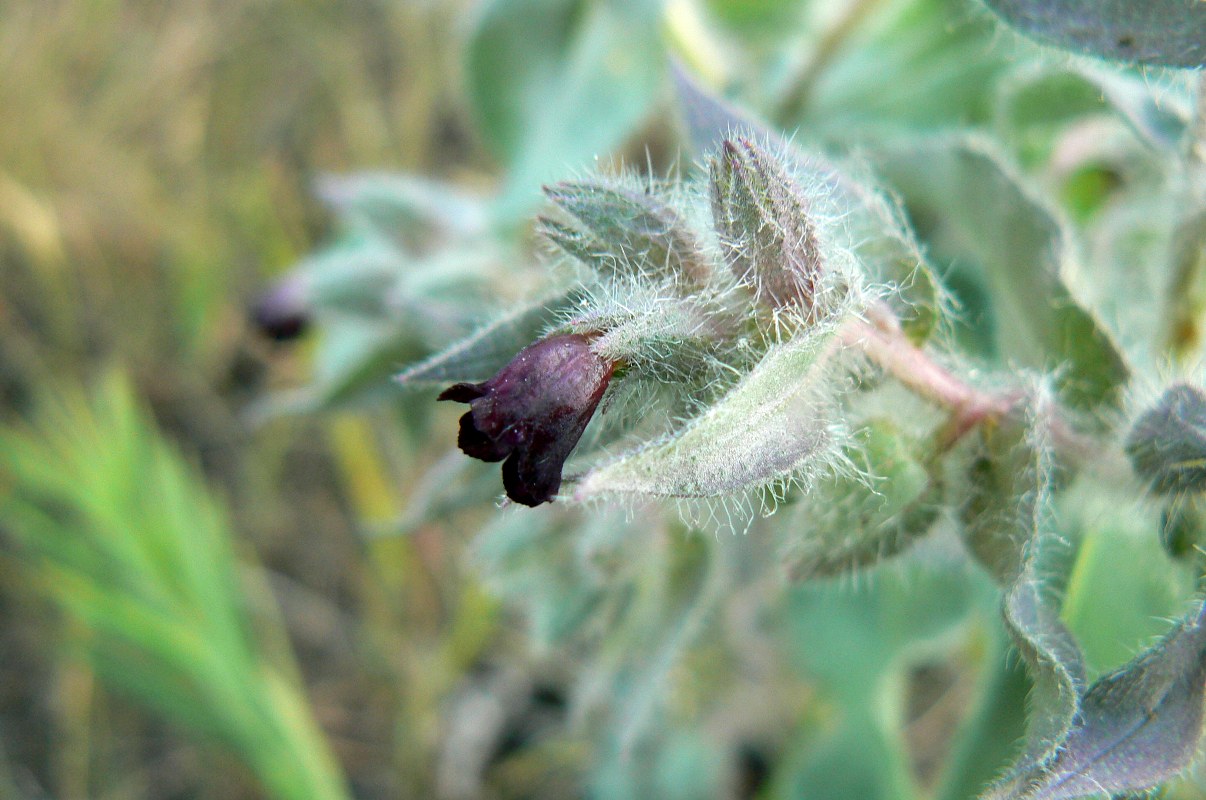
151,0,1206,797
0,376,350,800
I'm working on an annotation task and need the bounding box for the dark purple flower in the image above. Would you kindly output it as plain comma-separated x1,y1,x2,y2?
438,333,615,506
250,277,310,342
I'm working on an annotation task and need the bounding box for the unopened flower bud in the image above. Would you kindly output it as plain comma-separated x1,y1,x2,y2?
250,277,310,342
709,138,823,315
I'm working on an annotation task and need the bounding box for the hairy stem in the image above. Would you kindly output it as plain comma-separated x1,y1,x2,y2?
842,304,1104,466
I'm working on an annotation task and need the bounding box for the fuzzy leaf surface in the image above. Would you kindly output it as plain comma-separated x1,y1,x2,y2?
987,602,1206,799
981,0,1206,68
962,402,1086,796
786,419,941,579
539,181,711,285
574,323,844,498
709,138,825,313
872,138,1127,410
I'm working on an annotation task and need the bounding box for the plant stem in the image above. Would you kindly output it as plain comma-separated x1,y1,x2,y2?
842,304,1103,465
775,0,885,125
841,306,1012,441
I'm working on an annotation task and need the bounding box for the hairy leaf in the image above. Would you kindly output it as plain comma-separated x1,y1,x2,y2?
671,64,942,340
574,323,845,499
396,289,583,388
981,0,1206,68
1126,383,1206,494
963,400,1087,791
987,602,1206,799
786,420,942,579
539,181,712,285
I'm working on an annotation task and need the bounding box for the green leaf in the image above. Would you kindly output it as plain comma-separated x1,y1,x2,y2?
289,242,509,410
790,0,1007,135
987,602,1206,799
958,395,1087,797
961,410,1056,583
315,172,490,244
539,180,712,286
776,561,992,799
872,137,1128,410
994,65,1193,166
981,0,1206,68
1126,383,1206,494
396,289,583,388
1059,482,1198,672
465,0,663,220
785,419,942,579
574,320,846,499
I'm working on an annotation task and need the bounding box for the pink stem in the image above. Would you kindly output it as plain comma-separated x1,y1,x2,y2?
842,304,1103,461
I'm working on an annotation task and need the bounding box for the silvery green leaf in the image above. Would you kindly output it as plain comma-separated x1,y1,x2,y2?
961,410,1057,584
709,138,826,314
297,234,408,317
981,0,1206,68
310,314,425,410
994,572,1087,794
1125,383,1206,494
986,602,1206,799
539,180,712,285
959,397,1206,800
872,137,1128,410
574,321,844,499
315,173,489,242
396,289,582,388
786,419,942,579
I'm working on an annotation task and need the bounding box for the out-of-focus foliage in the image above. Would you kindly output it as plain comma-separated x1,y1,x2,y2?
4,0,1206,799
0,377,350,800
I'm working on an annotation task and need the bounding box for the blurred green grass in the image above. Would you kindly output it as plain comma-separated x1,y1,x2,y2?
0,2,500,797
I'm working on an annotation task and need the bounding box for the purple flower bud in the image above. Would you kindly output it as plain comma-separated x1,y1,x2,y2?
438,333,615,506
250,277,310,342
